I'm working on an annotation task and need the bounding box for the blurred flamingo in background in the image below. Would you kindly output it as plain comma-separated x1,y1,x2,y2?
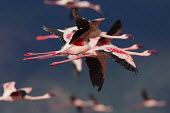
132,90,166,109
86,94,114,112
44,0,102,13
0,81,56,102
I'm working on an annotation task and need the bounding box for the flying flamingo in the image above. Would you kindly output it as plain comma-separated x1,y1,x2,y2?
70,95,94,112
36,26,82,76
53,95,94,112
132,90,166,109
86,94,114,112
0,81,56,102
44,0,102,13
48,44,157,91
24,9,133,60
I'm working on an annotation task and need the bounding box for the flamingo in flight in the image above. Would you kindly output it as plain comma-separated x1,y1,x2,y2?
87,94,114,112
44,0,102,13
47,20,156,91
70,95,94,112
24,9,133,60
24,9,157,91
53,95,94,112
133,90,166,109
0,81,56,102
35,26,82,76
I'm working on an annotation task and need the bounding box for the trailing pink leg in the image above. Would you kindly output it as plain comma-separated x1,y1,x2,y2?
36,34,59,41
23,54,55,60
24,51,56,56
50,54,93,66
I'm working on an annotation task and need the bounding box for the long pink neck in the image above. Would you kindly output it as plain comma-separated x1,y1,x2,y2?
24,95,50,100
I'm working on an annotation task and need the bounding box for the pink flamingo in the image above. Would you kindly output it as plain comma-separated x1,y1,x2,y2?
24,9,133,60
36,26,82,76
133,90,166,109
70,95,94,112
49,45,157,91
0,81,56,102
53,95,94,112
86,94,114,112
44,0,102,13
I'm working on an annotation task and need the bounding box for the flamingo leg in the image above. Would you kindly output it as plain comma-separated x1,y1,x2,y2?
23,54,55,60
24,51,55,56
50,54,93,66
36,34,59,41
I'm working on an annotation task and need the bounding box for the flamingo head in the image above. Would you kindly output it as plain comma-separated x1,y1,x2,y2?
136,44,144,49
147,50,158,55
125,34,134,39
44,93,56,98
143,50,158,56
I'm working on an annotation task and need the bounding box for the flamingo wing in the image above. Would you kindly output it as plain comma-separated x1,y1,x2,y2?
19,87,33,94
98,20,122,44
69,8,90,44
2,81,17,97
68,55,82,77
141,90,150,100
97,46,138,74
43,26,66,44
85,57,106,92
10,90,27,98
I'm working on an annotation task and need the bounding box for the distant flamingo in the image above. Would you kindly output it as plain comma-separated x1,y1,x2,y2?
0,81,56,102
70,95,94,112
133,90,166,109
44,0,102,13
87,94,113,112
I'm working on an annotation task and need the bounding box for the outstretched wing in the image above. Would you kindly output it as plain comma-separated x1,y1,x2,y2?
19,87,32,94
2,81,17,97
69,8,90,44
43,26,66,44
141,90,150,100
97,46,138,74
85,57,106,92
98,20,122,44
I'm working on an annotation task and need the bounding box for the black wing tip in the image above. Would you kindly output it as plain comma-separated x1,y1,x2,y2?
98,77,104,92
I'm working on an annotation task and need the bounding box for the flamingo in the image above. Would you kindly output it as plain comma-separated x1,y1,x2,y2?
70,95,94,112
24,9,133,60
49,44,157,91
35,26,83,76
87,94,114,112
133,90,166,109
44,0,102,13
0,81,56,102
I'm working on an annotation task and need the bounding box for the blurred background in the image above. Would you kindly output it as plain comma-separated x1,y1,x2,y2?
0,0,170,113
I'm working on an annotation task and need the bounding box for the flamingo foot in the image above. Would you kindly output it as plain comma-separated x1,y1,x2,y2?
50,62,62,66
